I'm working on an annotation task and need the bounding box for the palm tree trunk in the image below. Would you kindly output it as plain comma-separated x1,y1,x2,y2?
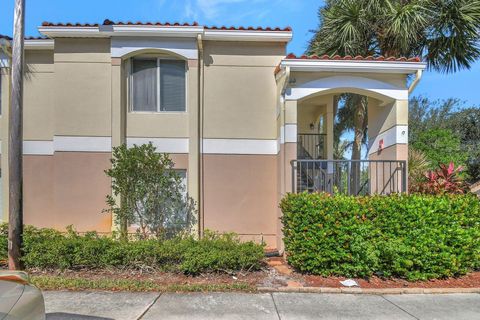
350,95,367,195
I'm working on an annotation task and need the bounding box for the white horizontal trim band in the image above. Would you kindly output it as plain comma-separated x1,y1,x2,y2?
127,137,189,153
368,125,408,155
24,141,54,155
202,139,278,155
2,138,284,155
54,136,112,152
284,124,297,143
0,137,112,155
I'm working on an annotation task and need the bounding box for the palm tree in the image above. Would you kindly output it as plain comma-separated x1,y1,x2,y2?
309,0,480,73
308,0,480,193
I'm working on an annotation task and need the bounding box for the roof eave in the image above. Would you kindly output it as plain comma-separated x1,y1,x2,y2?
24,39,54,50
38,27,107,38
203,30,292,42
38,25,293,42
281,59,427,74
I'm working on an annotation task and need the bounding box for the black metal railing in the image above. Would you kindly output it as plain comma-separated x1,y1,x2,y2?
297,133,327,160
291,159,407,195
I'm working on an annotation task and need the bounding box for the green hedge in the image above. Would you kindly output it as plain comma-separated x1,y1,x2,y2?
280,193,480,280
0,225,264,274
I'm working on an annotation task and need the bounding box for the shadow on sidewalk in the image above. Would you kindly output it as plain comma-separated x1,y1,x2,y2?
47,313,114,320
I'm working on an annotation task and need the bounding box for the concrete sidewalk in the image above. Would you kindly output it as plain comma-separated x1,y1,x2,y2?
43,291,480,320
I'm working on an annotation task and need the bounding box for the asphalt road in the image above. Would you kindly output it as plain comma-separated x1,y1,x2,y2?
43,291,480,320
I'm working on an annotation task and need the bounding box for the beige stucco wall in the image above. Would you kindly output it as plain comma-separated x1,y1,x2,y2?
203,154,278,248
202,41,285,139
24,50,54,140
368,99,408,138
54,39,112,137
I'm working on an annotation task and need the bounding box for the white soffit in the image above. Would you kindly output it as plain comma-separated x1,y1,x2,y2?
281,59,426,74
203,30,292,42
24,39,54,50
38,27,105,38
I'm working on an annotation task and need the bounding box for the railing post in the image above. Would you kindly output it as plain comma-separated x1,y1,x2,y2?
291,160,296,193
401,161,407,193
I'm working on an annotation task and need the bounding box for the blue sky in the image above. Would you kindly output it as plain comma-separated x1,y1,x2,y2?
1,0,479,106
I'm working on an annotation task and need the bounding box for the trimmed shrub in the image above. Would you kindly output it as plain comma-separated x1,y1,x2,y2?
281,192,480,280
0,225,264,275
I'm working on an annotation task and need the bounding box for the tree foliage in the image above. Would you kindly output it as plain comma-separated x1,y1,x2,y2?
409,96,480,181
411,128,468,169
105,143,196,240
308,0,480,73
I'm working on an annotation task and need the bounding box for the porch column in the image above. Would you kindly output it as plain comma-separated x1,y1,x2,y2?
326,97,335,172
283,99,297,194
368,98,408,192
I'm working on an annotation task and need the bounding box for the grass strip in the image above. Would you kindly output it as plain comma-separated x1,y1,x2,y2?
31,275,256,293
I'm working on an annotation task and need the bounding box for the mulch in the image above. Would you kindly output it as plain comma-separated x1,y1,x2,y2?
266,257,480,289
28,268,265,287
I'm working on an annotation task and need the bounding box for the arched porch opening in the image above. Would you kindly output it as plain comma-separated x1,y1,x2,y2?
281,75,409,196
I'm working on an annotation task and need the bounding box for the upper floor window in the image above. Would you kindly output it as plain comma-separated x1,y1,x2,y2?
130,57,186,112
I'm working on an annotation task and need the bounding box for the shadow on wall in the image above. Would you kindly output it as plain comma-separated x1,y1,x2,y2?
47,313,114,320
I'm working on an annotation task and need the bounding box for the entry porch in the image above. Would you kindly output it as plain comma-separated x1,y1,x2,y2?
275,55,426,196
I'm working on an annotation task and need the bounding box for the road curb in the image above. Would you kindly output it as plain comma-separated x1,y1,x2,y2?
257,286,480,294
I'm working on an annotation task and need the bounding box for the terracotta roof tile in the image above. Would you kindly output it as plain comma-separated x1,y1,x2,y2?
283,53,421,62
205,25,291,31
0,35,49,41
102,19,199,27
41,22,99,27
274,54,422,75
40,20,291,31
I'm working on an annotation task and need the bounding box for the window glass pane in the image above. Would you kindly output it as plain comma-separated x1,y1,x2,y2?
160,60,186,111
132,59,157,112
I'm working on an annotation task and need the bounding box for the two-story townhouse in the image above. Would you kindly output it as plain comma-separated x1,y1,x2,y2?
0,20,425,249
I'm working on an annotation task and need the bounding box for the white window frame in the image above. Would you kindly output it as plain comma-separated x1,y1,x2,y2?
128,55,188,114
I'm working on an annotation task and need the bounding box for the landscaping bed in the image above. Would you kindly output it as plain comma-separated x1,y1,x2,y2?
3,256,480,292
27,269,263,292
281,193,480,281
264,257,480,289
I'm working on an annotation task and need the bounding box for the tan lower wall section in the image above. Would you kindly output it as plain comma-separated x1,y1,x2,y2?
368,144,408,194
24,152,112,232
203,154,278,248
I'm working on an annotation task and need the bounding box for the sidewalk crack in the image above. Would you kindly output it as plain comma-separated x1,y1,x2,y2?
137,292,163,320
270,292,282,320
381,295,419,320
